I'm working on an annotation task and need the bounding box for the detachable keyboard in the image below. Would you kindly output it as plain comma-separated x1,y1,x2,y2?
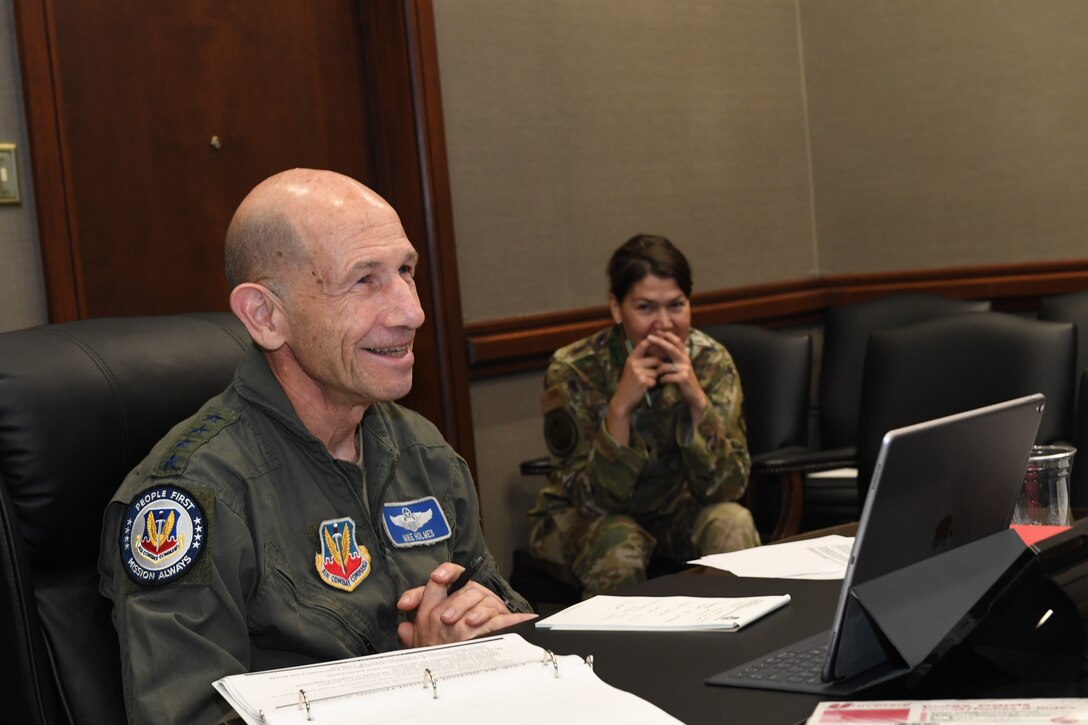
721,632,829,689
708,630,904,696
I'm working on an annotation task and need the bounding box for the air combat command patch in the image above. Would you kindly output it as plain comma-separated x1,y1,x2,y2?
121,484,206,586
381,496,451,548
315,517,371,592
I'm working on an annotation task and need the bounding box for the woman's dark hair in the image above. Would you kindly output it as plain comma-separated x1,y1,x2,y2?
607,234,693,301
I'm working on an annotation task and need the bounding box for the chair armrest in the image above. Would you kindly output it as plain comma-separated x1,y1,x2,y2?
750,445,857,476
519,456,553,477
748,446,857,543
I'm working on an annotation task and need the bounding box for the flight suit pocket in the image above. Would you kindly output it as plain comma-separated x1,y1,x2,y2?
250,545,381,656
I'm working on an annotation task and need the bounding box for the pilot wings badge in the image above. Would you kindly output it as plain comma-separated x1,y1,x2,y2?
381,496,451,548
315,517,371,591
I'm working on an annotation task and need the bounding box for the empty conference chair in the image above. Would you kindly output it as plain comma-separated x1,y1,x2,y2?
1039,290,1088,395
819,293,992,452
0,314,248,724
855,312,1075,508
795,293,991,529
702,323,812,540
1072,368,1088,509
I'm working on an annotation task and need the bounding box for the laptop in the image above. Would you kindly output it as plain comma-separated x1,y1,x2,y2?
707,394,1046,696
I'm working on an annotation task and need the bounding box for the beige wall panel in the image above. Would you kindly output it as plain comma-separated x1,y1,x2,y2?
434,0,816,323
470,370,547,577
802,0,1088,274
0,0,46,333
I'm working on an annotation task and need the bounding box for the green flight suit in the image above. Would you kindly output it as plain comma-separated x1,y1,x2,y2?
528,326,758,595
99,345,529,724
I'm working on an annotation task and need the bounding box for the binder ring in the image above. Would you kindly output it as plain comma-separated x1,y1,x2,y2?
586,655,594,671
543,650,560,678
298,689,313,721
423,668,439,699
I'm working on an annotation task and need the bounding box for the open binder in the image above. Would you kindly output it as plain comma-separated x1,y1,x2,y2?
213,633,682,725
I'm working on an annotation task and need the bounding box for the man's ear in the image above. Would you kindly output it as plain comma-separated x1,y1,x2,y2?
230,283,287,351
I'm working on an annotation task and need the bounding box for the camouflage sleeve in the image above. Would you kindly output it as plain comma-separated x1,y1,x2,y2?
676,348,751,503
542,358,647,516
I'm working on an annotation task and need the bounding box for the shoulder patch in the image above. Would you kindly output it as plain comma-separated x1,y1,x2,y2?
544,408,578,459
381,496,452,548
120,484,207,586
151,406,239,477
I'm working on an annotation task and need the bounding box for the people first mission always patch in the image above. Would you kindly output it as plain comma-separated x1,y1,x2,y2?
120,484,206,586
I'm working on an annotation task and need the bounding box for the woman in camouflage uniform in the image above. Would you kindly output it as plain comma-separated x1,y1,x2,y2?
528,234,759,595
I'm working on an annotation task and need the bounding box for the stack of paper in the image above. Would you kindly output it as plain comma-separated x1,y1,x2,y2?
535,594,791,632
689,534,854,579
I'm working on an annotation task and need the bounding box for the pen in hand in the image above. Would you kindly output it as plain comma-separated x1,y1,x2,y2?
447,552,486,595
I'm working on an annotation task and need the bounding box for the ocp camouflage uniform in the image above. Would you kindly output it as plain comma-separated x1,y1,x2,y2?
527,325,758,595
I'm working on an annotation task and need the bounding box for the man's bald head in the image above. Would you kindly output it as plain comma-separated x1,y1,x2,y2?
223,169,392,295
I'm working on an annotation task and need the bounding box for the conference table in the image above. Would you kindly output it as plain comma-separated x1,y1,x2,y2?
513,572,839,725
510,522,1088,725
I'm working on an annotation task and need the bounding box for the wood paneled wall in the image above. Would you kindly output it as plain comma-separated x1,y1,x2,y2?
465,258,1088,378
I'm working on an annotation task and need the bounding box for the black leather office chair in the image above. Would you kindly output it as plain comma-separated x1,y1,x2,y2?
796,293,991,529
0,313,249,724
1039,290,1088,396
512,323,814,609
855,312,1075,508
702,323,812,540
1071,368,1088,509
820,293,992,451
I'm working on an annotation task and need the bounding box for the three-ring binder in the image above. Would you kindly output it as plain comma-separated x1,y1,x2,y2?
214,634,601,723
423,668,438,699
542,650,560,678
297,690,312,721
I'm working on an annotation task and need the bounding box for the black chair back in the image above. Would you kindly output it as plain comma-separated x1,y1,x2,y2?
819,294,990,450
1039,290,1088,397
1072,368,1088,508
702,323,811,455
856,312,1075,507
703,323,812,540
0,313,248,724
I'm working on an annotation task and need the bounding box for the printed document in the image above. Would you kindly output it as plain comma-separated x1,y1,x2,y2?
213,633,682,725
689,534,854,579
807,698,1088,723
536,594,791,631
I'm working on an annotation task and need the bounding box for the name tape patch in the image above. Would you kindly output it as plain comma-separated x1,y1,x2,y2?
382,496,451,548
121,484,206,586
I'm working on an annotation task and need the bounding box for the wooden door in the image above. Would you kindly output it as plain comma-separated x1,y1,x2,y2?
14,1,474,457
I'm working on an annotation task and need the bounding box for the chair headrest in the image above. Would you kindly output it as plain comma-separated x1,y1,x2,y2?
0,313,248,565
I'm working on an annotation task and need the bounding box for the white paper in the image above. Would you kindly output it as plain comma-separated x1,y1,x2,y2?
535,594,790,631
688,534,855,579
806,698,1088,724
806,467,858,479
213,633,682,725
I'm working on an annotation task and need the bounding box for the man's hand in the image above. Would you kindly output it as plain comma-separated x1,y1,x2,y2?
396,562,537,648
